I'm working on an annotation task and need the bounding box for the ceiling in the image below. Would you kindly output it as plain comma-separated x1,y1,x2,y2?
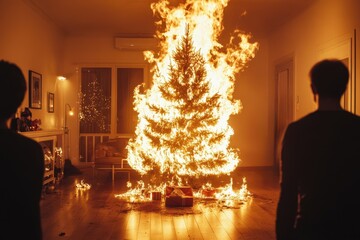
26,0,316,39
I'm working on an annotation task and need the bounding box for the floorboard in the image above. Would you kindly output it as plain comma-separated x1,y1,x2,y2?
40,167,279,240
161,214,177,240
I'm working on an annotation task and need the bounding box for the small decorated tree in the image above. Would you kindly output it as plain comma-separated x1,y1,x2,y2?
79,77,110,133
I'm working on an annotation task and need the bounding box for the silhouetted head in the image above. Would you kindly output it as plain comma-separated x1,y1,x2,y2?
310,59,349,99
0,60,26,121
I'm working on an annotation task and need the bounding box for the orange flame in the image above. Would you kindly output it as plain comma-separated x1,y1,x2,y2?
75,179,91,190
126,0,257,196
115,180,166,202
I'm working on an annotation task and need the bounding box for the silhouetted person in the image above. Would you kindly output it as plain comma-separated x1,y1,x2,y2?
0,60,44,239
276,59,360,240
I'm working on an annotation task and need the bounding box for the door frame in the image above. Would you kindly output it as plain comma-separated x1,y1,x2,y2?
274,58,295,173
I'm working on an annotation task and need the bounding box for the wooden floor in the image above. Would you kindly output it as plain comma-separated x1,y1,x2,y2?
40,167,280,240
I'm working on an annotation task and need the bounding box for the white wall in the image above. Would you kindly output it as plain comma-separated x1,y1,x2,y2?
231,39,272,167
268,0,360,120
0,0,64,129
233,0,360,167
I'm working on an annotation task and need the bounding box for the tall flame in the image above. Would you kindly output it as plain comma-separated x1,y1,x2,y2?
127,0,258,184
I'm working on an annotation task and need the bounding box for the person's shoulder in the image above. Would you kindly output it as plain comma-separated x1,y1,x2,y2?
341,111,360,128
288,111,318,126
288,110,360,132
342,110,360,120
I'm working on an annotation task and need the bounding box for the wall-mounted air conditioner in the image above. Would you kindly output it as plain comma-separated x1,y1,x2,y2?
114,37,159,51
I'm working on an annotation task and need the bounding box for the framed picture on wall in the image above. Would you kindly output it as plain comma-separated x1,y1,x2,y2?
29,70,42,109
48,92,54,113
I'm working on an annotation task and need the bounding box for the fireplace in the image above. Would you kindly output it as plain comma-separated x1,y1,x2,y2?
20,130,64,186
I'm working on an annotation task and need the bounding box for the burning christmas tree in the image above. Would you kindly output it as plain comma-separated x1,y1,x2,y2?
127,27,240,185
115,1,259,207
126,0,258,189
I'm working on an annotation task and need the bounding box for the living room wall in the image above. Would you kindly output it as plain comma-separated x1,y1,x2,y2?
0,0,64,130
268,0,360,120
6,0,356,169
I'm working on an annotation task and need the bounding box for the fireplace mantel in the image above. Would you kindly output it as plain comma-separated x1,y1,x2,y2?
20,129,64,139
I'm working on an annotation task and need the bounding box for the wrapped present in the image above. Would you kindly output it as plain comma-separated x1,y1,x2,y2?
165,186,193,207
151,191,162,201
165,196,183,207
181,196,194,207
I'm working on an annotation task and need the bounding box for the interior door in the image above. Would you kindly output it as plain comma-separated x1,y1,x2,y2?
274,59,294,173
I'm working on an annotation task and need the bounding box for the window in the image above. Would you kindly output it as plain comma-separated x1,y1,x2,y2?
79,66,146,163
117,68,144,134
79,68,111,133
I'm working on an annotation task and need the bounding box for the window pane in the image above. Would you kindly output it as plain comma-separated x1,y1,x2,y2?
80,68,111,133
79,136,86,162
117,68,143,134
